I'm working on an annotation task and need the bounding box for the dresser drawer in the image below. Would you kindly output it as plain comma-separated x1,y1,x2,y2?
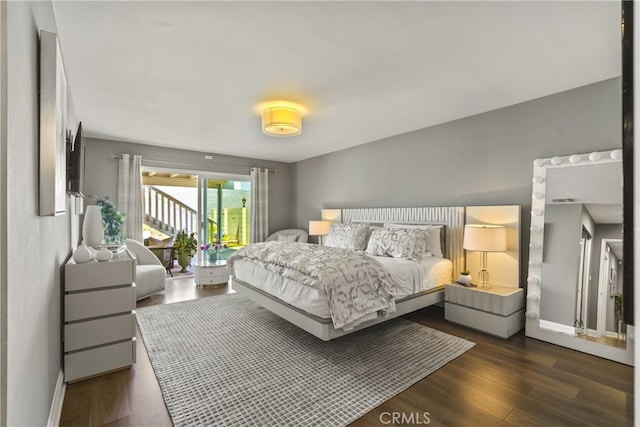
65,258,134,291
64,313,135,352
65,286,135,322
64,339,136,382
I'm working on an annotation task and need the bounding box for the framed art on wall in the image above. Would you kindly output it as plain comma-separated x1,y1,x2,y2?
39,30,67,216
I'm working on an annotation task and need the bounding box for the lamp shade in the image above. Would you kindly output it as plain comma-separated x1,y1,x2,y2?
463,224,507,252
321,209,341,222
262,106,302,136
309,220,331,236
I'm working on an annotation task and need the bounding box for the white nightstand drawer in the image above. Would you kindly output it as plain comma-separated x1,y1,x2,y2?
64,338,136,382
446,303,524,339
65,256,134,291
65,286,135,322
444,283,524,339
195,264,229,285
199,267,227,278
445,284,523,316
64,313,135,352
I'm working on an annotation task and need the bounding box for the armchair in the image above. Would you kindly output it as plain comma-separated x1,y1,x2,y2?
265,229,308,243
125,238,166,300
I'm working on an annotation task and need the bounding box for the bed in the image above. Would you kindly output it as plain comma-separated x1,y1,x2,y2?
229,206,466,340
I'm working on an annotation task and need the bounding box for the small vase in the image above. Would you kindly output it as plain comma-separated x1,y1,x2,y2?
458,274,472,286
208,251,218,263
82,205,104,249
72,245,92,264
96,247,113,262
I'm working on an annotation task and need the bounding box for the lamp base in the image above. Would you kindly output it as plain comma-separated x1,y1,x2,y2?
477,269,490,289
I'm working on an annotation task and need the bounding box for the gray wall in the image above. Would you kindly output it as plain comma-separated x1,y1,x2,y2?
588,224,623,331
6,2,80,425
291,78,622,284
84,138,293,235
540,204,583,325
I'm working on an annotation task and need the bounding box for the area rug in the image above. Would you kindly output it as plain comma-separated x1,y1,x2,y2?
136,294,475,427
166,264,194,279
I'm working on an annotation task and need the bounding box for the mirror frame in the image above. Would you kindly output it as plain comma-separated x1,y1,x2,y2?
621,0,633,326
524,149,633,366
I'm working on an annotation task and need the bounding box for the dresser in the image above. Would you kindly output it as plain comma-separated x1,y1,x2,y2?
64,250,137,382
195,259,229,287
445,283,524,339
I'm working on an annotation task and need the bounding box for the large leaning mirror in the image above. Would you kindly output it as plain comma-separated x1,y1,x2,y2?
524,149,633,365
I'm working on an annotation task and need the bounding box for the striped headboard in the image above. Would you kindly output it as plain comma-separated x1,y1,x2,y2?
341,206,466,279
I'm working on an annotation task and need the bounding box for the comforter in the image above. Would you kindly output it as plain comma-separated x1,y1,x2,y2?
227,241,397,329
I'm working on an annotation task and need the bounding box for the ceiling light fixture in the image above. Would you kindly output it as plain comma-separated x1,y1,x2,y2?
262,104,303,137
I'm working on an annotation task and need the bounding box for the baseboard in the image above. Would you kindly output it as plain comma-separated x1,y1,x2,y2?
47,369,65,427
539,319,576,335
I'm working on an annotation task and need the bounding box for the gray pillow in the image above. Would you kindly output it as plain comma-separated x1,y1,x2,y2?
383,223,443,257
324,223,369,251
365,228,427,262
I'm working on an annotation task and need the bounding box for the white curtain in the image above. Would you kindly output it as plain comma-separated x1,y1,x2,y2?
117,154,143,242
250,167,269,243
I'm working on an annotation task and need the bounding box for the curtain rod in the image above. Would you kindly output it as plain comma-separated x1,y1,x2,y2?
109,153,278,174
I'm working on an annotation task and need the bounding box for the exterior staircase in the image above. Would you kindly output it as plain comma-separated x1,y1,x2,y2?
144,186,198,237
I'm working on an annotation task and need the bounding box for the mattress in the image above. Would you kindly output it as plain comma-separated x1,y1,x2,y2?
231,255,452,320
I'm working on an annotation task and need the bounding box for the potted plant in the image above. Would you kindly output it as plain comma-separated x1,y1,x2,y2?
201,239,228,263
96,197,125,245
174,230,197,272
458,270,472,286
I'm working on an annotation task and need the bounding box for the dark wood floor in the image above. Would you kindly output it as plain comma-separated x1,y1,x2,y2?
60,277,634,426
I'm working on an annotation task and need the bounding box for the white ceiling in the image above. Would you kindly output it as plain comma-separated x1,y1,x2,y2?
52,1,622,163
546,162,623,224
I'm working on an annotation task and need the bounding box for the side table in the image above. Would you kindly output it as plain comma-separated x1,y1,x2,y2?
195,259,229,287
444,283,524,339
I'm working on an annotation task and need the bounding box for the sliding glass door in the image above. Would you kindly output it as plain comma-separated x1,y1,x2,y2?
197,176,251,263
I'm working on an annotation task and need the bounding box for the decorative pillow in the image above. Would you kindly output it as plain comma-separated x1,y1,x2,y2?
277,234,298,242
423,227,442,257
324,223,369,251
383,223,443,258
365,228,427,262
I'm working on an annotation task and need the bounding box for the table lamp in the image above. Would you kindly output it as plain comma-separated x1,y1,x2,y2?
463,224,507,288
309,220,331,245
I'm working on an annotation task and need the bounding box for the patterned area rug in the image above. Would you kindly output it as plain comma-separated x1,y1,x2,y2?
136,294,475,427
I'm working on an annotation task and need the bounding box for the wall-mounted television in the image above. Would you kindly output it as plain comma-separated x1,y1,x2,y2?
66,121,85,197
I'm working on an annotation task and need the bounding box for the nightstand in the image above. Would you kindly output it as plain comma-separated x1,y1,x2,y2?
444,283,524,339
194,259,229,287
64,250,137,382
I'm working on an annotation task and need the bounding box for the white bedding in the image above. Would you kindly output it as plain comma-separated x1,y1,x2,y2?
231,255,452,321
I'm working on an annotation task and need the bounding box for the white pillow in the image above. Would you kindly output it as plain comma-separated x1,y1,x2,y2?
277,234,298,242
383,223,443,257
365,228,427,262
324,223,369,251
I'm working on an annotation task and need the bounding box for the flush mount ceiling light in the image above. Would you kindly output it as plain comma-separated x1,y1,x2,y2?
262,106,302,136
256,101,306,137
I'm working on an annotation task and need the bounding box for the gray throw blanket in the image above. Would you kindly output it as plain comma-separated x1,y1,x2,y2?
228,241,397,329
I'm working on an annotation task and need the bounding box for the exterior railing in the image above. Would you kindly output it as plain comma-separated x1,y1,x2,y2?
144,186,198,236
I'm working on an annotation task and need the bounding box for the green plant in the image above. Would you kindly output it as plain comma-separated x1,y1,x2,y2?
614,293,624,315
461,270,470,275
174,230,197,258
96,197,125,244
